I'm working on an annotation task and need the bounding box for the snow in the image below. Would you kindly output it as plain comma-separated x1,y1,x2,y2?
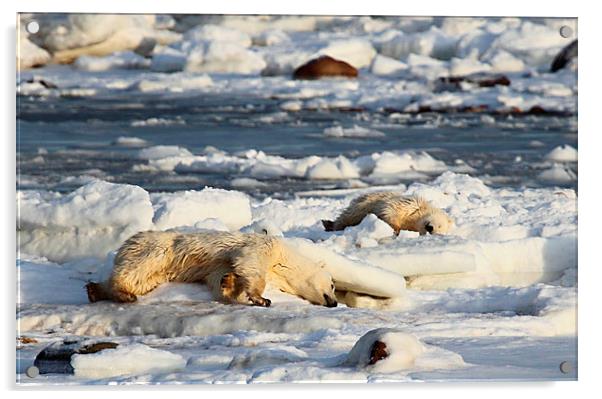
71,343,187,379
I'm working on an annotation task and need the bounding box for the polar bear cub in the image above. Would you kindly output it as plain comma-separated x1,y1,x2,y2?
323,192,453,235
86,231,337,307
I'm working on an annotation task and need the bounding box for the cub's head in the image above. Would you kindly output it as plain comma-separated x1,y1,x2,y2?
416,210,453,235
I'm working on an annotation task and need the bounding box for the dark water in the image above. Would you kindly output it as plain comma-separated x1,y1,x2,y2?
17,92,578,196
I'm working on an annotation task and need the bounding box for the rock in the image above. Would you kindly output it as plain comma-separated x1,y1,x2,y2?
18,336,38,345
550,40,577,73
369,340,389,365
341,328,425,371
435,73,510,91
293,56,358,80
33,339,119,374
24,77,58,89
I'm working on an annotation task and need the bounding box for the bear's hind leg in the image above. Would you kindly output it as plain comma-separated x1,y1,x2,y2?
111,289,138,303
85,281,138,303
220,272,246,304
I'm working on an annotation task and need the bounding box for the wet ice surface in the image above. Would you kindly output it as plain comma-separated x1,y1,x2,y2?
17,90,576,195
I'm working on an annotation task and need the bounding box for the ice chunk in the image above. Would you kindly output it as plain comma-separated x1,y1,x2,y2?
285,238,406,298
252,29,290,47
306,156,360,180
18,181,154,262
230,177,268,188
18,28,51,69
358,151,447,178
184,24,252,48
323,125,386,138
133,73,213,92
545,145,577,162
71,343,186,379
342,214,395,247
377,27,457,61
538,164,577,183
74,51,150,71
449,57,491,76
150,46,187,72
370,54,408,77
342,328,466,373
318,39,377,69
138,145,192,160
484,49,526,73
152,188,252,230
113,136,148,147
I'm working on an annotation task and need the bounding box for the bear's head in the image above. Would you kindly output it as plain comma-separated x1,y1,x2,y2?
272,246,337,307
416,209,453,235
301,267,338,307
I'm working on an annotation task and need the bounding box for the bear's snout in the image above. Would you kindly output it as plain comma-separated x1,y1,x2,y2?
425,223,434,234
323,294,338,307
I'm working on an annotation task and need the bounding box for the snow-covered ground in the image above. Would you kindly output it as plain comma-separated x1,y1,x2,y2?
17,14,577,385
17,172,577,384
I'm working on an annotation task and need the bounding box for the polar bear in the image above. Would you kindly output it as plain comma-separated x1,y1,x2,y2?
86,231,337,307
322,192,453,235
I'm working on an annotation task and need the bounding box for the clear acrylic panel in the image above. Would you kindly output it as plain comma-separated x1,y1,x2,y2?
16,13,577,385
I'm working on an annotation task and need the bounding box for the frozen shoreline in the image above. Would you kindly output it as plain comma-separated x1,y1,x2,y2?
17,172,577,383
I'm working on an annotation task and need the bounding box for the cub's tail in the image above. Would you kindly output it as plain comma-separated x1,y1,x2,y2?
322,219,335,231
85,281,110,303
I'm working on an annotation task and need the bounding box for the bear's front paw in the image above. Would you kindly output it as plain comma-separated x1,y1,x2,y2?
250,296,271,307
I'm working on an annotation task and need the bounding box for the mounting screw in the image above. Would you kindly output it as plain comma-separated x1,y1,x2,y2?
559,361,572,374
26,366,39,378
559,26,573,39
26,21,40,34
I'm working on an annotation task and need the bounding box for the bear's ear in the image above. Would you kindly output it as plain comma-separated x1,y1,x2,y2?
447,216,454,225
